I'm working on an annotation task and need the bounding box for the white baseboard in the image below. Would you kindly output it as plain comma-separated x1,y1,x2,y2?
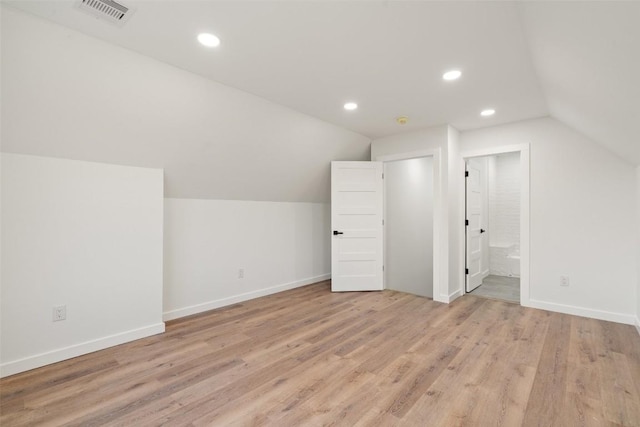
163,273,331,321
526,299,636,325
438,288,463,304
635,317,640,336
0,323,165,378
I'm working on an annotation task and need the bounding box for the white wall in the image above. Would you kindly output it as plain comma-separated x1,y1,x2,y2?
385,157,434,298
1,154,164,377
163,198,330,320
461,117,637,323
1,7,371,203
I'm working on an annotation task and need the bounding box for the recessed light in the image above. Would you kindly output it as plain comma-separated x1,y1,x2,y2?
442,70,462,81
480,109,496,117
197,33,220,47
344,102,358,111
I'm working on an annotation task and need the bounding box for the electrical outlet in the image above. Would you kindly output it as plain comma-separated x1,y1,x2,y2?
560,276,570,287
238,268,244,279
53,305,67,322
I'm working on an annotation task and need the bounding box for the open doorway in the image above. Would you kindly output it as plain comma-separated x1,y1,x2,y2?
384,157,434,298
465,151,522,304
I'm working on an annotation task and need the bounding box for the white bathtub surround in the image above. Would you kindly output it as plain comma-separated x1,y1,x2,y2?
489,245,510,276
489,244,519,278
507,245,521,277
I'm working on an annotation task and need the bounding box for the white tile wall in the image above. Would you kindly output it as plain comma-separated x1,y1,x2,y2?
488,152,520,275
488,152,520,247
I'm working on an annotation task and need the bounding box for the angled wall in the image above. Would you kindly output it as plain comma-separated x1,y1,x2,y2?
0,6,371,202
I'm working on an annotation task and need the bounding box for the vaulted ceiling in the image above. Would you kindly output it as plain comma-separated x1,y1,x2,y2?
6,0,640,164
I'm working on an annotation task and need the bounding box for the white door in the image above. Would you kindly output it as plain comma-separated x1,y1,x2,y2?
331,161,384,292
465,158,486,292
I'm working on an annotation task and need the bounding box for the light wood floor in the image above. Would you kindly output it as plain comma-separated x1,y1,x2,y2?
2,281,640,426
470,274,520,303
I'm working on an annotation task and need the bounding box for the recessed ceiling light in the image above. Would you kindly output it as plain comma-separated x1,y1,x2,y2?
442,70,462,81
344,102,358,111
480,109,496,117
197,33,220,47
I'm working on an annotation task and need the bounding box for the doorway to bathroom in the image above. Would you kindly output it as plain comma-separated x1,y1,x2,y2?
465,151,521,303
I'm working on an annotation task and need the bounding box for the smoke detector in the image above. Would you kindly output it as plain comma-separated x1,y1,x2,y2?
76,0,135,27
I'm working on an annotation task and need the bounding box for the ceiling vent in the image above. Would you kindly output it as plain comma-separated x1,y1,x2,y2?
76,0,134,27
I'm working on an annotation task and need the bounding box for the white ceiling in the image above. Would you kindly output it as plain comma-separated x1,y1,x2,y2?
5,0,640,163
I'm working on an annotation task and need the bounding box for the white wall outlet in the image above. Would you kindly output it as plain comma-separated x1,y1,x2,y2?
560,276,570,287
53,305,67,322
238,268,244,279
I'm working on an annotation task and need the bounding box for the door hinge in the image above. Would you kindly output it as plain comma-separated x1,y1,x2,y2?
382,219,385,226
382,173,384,179
465,171,469,177
383,265,385,271
465,219,469,226
465,268,469,275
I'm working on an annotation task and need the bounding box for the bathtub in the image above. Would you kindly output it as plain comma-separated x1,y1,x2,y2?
506,244,520,278
489,244,520,277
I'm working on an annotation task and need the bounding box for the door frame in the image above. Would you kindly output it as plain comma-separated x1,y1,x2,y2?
460,144,530,306
374,148,444,303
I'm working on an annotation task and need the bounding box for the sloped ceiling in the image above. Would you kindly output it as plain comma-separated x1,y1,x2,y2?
3,1,639,165
518,1,640,164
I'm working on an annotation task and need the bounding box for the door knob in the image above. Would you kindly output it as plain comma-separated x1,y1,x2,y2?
480,229,486,233
333,230,344,235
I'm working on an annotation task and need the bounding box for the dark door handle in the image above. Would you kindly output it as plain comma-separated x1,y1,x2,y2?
333,230,344,235
480,229,486,234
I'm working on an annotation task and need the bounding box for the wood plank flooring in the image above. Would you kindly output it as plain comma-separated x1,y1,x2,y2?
2,281,640,426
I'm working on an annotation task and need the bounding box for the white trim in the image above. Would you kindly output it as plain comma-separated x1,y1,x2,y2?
442,289,464,303
374,149,444,303
460,143,530,307
460,144,526,158
376,149,438,163
635,317,640,336
0,323,165,378
163,273,331,321
528,299,636,325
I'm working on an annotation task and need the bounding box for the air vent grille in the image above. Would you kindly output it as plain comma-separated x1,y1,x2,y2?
76,0,134,27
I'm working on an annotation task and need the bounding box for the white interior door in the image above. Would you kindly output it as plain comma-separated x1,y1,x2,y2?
331,161,383,292
466,158,486,292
